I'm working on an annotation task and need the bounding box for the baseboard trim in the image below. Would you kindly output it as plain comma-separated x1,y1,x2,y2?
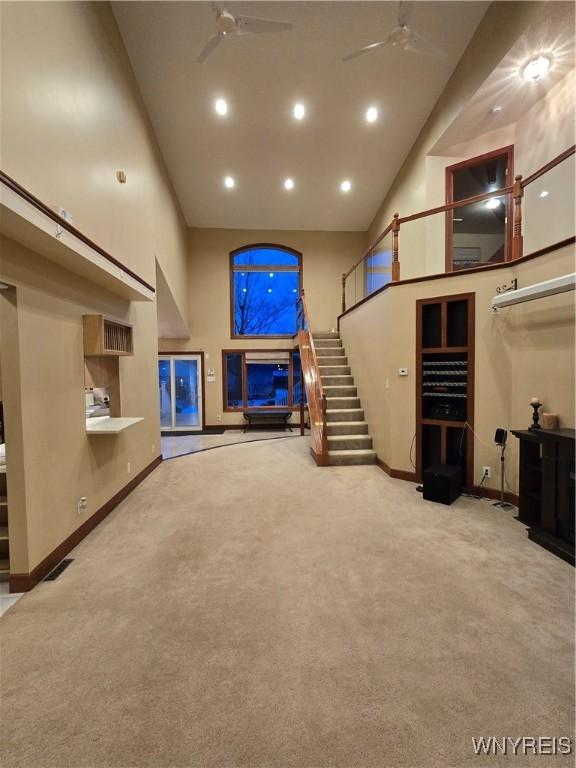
9,455,163,593
376,458,418,483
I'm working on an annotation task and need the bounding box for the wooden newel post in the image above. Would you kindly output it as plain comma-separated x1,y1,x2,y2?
512,174,523,261
321,394,328,465
391,213,400,281
341,273,346,314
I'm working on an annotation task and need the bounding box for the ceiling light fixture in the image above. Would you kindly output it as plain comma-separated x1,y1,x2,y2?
340,180,352,193
224,175,235,189
485,197,501,210
215,98,228,116
293,102,305,120
284,178,294,190
365,106,378,123
540,190,549,198
521,55,551,82
490,106,503,114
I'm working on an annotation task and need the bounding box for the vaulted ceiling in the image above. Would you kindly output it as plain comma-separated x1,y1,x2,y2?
113,1,488,230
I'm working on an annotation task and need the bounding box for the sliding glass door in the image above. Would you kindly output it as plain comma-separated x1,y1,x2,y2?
158,355,202,431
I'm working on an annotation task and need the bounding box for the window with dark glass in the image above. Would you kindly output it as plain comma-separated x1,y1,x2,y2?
224,351,303,410
230,245,302,337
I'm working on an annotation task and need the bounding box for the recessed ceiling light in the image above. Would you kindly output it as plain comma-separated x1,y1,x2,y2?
215,98,228,116
490,106,503,114
340,180,352,193
366,106,378,123
224,175,235,189
293,102,306,120
521,55,551,82
485,197,501,209
284,178,295,190
540,190,549,198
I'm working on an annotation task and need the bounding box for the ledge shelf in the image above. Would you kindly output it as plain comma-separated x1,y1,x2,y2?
1,174,154,302
86,417,144,435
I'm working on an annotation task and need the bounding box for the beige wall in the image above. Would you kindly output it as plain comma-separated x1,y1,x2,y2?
0,240,160,572
340,245,575,495
1,1,188,322
0,2,189,575
159,227,365,426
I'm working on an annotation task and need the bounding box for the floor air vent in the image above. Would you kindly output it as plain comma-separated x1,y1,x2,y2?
44,559,74,581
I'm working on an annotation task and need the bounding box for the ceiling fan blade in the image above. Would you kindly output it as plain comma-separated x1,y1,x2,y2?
404,30,447,59
197,34,222,63
397,1,414,28
236,16,293,35
342,40,388,62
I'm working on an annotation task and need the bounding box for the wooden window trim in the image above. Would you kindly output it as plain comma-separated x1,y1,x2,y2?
445,145,514,273
222,347,300,412
229,244,303,339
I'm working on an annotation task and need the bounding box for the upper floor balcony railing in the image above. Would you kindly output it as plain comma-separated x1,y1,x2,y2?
341,146,575,314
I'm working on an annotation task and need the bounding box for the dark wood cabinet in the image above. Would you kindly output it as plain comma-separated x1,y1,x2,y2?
416,293,475,486
512,428,575,565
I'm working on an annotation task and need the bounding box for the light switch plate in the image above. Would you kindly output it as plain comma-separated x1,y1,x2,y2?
399,367,408,376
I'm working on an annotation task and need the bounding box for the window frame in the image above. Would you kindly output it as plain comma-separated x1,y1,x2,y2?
222,348,302,412
445,145,514,273
229,243,303,339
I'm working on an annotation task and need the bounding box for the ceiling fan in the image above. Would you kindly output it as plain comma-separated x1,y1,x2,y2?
342,1,447,62
197,5,293,63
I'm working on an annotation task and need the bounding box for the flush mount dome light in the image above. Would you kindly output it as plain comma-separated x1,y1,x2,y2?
224,175,235,189
521,55,551,82
214,98,228,116
485,197,501,209
284,177,294,190
293,102,306,120
365,106,378,123
340,179,352,193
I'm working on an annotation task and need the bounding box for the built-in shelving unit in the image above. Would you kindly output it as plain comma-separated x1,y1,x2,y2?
416,293,475,486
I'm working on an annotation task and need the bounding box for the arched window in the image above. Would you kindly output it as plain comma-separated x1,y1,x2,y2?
230,244,302,337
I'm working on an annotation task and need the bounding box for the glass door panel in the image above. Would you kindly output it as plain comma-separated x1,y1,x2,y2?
157,355,202,430
158,358,173,429
174,358,200,428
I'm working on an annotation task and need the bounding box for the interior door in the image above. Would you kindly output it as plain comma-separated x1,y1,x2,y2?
158,355,203,431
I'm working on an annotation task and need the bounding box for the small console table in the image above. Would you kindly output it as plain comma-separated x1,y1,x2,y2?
511,428,575,565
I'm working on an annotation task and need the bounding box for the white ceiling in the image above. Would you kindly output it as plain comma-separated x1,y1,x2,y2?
112,1,488,231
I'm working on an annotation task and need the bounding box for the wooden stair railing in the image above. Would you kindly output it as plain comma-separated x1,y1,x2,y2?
296,289,328,466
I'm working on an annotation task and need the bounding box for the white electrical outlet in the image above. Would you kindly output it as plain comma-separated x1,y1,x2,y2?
482,466,492,479
216,414,222,421
77,497,88,515
398,367,408,376
127,462,131,474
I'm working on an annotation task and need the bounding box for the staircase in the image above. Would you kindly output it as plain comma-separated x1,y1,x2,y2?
313,331,376,466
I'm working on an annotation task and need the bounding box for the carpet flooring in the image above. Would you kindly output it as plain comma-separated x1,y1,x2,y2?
1,438,574,768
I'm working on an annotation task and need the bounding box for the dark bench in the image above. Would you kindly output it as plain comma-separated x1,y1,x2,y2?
243,409,292,433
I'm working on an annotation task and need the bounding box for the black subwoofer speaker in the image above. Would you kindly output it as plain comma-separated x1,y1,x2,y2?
422,464,463,505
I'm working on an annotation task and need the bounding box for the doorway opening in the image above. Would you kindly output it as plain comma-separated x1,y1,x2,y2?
158,354,204,431
445,145,514,271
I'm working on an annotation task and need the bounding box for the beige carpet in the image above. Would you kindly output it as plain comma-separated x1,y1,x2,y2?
1,438,574,768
